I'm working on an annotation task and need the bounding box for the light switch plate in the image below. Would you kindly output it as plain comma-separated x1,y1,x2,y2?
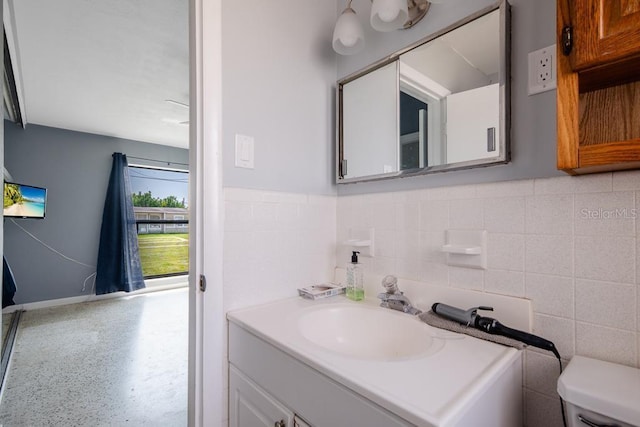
234,134,254,169
528,44,557,95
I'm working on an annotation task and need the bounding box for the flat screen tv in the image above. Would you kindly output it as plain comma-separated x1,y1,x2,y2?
3,182,47,219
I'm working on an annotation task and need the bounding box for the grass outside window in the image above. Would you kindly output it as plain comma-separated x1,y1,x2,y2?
137,233,189,277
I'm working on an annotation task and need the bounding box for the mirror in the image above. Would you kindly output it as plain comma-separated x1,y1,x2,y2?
337,2,510,183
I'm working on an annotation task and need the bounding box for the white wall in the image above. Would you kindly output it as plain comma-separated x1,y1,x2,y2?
219,0,338,350
223,188,337,313
446,83,500,163
221,188,336,426
219,2,339,424
337,172,640,427
221,0,337,196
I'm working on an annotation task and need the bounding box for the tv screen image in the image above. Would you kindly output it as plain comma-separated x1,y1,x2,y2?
3,182,47,219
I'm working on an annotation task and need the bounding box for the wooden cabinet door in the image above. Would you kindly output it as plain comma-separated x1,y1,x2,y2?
570,0,640,70
229,366,294,427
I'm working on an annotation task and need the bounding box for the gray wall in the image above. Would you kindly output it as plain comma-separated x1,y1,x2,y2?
221,0,338,196
218,0,558,197
336,0,561,195
3,122,189,304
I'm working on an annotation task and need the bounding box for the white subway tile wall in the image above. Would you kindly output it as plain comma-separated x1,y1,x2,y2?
525,389,564,427
223,173,640,427
336,172,639,427
485,269,525,297
575,323,636,366
223,188,337,313
222,188,337,425
525,350,565,397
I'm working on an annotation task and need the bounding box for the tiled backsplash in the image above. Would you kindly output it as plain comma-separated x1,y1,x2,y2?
222,187,337,425
337,172,640,427
224,171,640,427
223,188,337,312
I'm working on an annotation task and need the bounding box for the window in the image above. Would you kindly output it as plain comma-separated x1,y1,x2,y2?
129,166,189,278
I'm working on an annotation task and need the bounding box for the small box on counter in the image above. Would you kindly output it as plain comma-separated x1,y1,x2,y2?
297,283,345,300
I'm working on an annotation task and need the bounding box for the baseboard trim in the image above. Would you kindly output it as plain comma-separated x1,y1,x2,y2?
3,278,188,313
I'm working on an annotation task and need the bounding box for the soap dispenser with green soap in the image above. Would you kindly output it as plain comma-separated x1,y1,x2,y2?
346,251,364,301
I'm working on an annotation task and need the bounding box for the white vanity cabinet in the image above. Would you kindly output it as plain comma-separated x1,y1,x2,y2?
229,365,293,427
228,323,413,427
227,297,523,427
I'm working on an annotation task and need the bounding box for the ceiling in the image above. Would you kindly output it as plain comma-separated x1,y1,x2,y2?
401,9,500,94
6,0,189,149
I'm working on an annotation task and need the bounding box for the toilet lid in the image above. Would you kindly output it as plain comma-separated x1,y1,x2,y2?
558,356,640,426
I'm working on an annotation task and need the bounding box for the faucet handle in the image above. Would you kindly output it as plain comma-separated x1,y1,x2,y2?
381,275,399,293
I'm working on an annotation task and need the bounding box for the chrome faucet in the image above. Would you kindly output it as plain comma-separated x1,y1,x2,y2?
377,275,422,315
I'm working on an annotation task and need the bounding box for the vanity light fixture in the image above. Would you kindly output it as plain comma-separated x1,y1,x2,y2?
332,0,431,55
332,2,365,55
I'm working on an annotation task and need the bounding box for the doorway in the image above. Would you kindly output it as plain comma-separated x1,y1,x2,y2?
1,0,195,424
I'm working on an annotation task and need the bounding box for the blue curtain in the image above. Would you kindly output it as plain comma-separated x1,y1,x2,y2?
95,153,145,294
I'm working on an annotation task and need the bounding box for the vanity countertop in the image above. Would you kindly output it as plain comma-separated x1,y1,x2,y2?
227,296,521,427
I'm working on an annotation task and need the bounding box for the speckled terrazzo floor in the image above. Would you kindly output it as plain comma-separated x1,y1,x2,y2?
0,288,188,426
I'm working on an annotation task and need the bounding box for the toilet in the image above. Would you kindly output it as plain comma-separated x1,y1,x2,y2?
557,355,640,427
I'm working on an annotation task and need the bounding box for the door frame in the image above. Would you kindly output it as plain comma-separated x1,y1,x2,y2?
189,0,224,425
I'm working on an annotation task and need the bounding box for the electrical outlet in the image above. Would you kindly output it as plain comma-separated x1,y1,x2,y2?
528,44,557,95
537,52,552,84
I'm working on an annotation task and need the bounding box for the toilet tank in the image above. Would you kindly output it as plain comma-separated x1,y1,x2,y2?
557,355,640,427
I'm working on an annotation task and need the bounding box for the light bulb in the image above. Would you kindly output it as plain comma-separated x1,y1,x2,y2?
332,7,365,55
370,0,408,32
340,35,358,48
377,4,400,22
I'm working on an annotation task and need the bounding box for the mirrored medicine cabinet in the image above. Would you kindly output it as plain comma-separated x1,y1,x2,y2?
336,1,511,183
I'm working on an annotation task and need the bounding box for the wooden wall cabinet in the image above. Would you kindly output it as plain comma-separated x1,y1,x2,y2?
557,0,640,174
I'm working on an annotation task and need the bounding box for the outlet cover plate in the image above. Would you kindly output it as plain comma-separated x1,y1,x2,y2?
528,44,557,95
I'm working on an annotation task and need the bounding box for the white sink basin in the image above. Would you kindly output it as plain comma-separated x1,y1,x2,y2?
297,303,443,361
